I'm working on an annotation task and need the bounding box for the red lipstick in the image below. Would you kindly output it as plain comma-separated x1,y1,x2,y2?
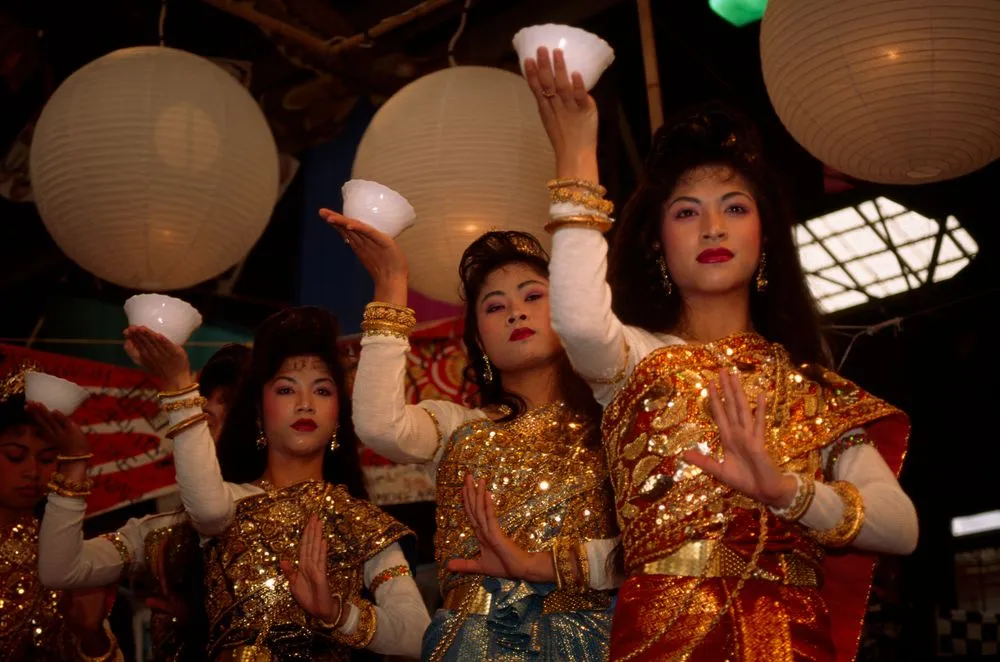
509,328,536,341
291,418,318,432
697,247,734,264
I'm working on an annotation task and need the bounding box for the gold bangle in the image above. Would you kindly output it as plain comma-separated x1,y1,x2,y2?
57,452,94,463
547,178,607,196
369,564,411,594
361,323,414,340
778,473,816,522
48,482,92,498
366,301,415,316
75,620,119,662
164,412,210,440
544,217,614,234
50,471,95,493
162,396,208,412
157,383,200,399
548,188,615,215
812,480,865,548
332,598,378,648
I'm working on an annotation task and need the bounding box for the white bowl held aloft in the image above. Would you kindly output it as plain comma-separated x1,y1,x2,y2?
124,294,203,345
342,179,416,238
512,24,615,91
24,371,90,415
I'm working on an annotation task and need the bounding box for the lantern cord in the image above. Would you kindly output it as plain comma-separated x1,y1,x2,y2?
158,0,168,46
447,0,472,67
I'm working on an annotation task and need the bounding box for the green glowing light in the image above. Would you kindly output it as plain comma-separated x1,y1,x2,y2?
709,0,767,27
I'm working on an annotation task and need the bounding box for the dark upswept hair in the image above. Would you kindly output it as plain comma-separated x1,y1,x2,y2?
459,231,602,428
198,343,251,401
214,307,367,499
607,102,830,368
0,393,33,436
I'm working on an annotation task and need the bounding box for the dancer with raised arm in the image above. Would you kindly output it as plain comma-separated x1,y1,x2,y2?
322,210,619,661
35,344,250,661
0,367,122,661
447,46,919,661
125,307,429,661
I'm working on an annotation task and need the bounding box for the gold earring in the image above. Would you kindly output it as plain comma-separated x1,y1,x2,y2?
657,255,673,295
481,351,494,384
329,428,339,452
255,418,267,450
756,252,768,292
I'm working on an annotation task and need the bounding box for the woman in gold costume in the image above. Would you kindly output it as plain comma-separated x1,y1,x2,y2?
320,213,620,661
0,368,122,661
34,344,250,661
458,48,919,661
125,306,430,661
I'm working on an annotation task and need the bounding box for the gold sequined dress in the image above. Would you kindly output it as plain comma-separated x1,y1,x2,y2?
350,334,621,662
601,334,909,661
202,480,411,661
547,227,917,662
0,518,75,660
160,391,431,661
0,517,122,661
424,402,619,661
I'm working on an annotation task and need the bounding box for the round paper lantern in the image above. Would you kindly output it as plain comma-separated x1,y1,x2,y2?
760,0,1000,185
352,66,555,304
30,46,279,290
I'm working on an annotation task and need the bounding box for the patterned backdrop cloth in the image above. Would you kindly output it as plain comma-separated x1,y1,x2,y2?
0,316,474,516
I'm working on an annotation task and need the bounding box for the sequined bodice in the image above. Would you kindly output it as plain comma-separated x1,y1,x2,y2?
434,402,617,593
202,480,410,660
0,519,75,660
601,332,903,574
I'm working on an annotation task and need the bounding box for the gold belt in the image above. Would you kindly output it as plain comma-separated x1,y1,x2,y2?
442,581,612,616
635,540,822,588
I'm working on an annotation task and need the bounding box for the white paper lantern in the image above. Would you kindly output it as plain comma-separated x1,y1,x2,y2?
352,66,555,304
30,46,279,290
760,0,1000,185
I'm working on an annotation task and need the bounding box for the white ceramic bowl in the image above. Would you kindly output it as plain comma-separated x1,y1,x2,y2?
342,179,416,238
512,24,615,91
24,371,90,415
124,294,203,345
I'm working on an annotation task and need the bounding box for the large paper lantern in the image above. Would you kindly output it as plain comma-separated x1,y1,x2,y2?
352,66,555,304
760,0,1000,185
30,47,279,290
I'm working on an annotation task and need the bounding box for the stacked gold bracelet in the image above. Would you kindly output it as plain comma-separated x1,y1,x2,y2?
361,302,417,340
332,599,378,649
776,473,816,522
164,413,210,440
546,178,615,234
812,481,866,548
48,471,94,498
